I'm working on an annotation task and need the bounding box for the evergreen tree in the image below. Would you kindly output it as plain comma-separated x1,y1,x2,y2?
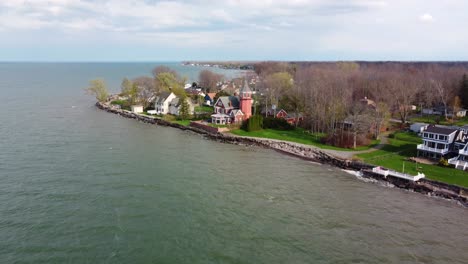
179,96,191,120
460,74,468,108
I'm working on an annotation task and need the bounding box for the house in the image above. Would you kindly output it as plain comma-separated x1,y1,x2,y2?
417,125,460,159
422,106,467,118
448,142,468,170
168,97,195,116
417,124,468,171
154,92,177,115
211,80,252,124
204,93,217,106
410,123,429,134
131,105,144,114
262,108,303,125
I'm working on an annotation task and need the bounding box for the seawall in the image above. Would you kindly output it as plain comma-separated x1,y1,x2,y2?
96,101,468,207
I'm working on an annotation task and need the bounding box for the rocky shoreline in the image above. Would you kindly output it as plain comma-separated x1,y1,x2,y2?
96,101,468,207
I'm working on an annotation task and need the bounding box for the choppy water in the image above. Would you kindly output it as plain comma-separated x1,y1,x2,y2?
0,63,467,263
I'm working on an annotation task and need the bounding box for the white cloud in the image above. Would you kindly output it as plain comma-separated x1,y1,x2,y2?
0,0,467,60
419,13,434,22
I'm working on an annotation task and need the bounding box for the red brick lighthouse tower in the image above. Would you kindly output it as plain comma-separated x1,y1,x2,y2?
240,79,253,120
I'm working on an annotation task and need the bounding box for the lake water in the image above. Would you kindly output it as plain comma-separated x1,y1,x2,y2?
0,63,467,263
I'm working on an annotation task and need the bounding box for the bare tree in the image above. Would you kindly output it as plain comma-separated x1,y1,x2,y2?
198,70,224,92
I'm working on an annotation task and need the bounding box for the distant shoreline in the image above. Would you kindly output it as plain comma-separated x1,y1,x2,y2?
182,61,255,70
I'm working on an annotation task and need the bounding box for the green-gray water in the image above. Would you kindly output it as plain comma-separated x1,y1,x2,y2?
0,63,467,263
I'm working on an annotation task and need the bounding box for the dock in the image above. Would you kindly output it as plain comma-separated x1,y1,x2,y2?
370,166,425,182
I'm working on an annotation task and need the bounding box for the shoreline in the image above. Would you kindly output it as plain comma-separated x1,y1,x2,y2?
96,101,468,207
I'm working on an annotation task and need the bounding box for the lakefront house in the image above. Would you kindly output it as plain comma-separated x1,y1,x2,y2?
168,97,195,116
211,80,252,125
154,92,177,115
417,125,468,170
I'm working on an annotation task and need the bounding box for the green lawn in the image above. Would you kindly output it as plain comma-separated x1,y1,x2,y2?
410,115,468,126
194,105,214,113
356,132,468,187
231,128,380,151
171,120,191,126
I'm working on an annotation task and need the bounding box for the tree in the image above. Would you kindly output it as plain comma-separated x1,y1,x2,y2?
152,66,179,79
178,96,191,120
86,79,108,102
460,74,468,108
120,78,132,95
198,70,223,92
133,76,156,108
347,104,372,149
120,78,139,104
155,72,185,97
213,90,231,103
264,72,293,116
453,96,462,120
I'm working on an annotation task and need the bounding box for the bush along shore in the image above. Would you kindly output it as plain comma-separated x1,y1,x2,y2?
96,101,468,207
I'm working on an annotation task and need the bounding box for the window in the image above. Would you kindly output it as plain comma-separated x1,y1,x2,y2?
423,133,428,138
429,134,434,139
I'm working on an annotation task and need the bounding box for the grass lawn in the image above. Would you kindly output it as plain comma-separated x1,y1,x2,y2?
410,115,468,126
195,105,214,113
231,128,380,151
171,120,191,126
356,132,468,187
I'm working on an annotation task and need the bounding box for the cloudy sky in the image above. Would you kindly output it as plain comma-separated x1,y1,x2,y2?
0,0,467,61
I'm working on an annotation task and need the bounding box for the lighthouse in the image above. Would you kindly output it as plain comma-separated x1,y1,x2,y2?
239,79,253,120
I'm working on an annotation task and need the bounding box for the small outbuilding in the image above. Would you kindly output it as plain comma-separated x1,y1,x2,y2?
410,123,429,134
131,105,144,114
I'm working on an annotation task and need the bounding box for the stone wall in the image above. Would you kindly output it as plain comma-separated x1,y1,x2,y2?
97,101,467,208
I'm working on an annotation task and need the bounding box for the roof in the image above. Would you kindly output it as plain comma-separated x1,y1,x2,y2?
211,113,230,118
230,109,244,117
169,97,180,107
218,96,240,109
411,123,429,127
424,125,458,135
155,91,173,104
240,79,252,94
207,93,216,100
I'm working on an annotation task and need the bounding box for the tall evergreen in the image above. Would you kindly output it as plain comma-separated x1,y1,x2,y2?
179,97,191,120
460,74,468,108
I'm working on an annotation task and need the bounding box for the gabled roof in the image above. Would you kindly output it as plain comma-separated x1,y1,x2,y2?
230,109,244,117
217,96,240,109
155,91,173,104
424,125,458,135
206,93,216,100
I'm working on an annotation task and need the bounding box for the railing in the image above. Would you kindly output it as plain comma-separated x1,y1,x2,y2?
417,144,449,154
448,157,468,170
372,167,425,182
459,149,468,156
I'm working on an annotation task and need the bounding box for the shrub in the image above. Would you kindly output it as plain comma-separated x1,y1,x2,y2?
163,114,176,122
438,157,449,167
241,115,263,132
263,117,293,130
111,99,131,110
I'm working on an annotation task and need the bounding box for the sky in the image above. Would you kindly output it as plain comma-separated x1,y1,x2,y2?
0,0,467,61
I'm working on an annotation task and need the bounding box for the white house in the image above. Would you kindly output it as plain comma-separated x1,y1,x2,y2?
131,105,144,113
417,126,459,159
154,92,177,115
410,123,429,134
168,97,195,116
